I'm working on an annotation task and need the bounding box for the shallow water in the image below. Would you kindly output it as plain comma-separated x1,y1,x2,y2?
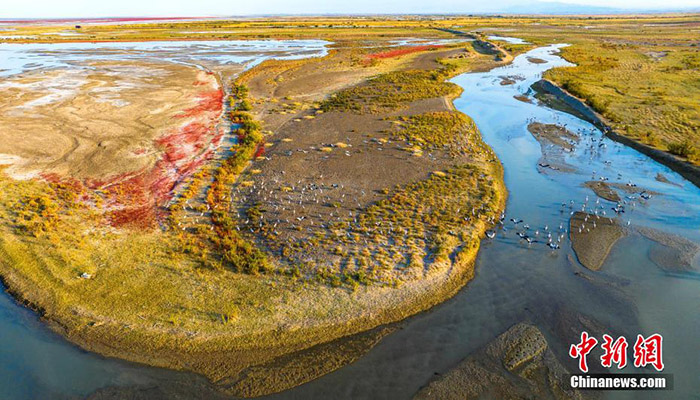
1,42,699,399
0,40,330,77
487,35,530,44
0,279,225,399
0,39,331,400
266,45,700,399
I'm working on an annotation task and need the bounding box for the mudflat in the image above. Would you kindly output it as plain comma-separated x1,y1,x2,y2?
569,211,625,271
0,37,508,396
0,61,224,181
414,323,587,400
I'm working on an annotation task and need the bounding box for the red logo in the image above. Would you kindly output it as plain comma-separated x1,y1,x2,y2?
569,331,598,373
570,332,664,373
634,334,664,371
601,334,628,369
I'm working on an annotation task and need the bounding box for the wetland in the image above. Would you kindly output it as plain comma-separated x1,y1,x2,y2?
0,15,699,400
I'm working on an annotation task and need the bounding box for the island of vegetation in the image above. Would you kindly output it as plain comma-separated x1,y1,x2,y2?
0,21,515,396
0,13,698,397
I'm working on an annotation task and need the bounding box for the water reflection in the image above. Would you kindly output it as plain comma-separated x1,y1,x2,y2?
0,42,698,399
0,40,330,77
267,45,700,400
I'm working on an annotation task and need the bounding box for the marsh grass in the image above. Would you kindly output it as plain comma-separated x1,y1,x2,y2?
545,41,700,164
668,139,696,159
189,85,271,274
321,69,461,113
392,111,479,153
0,28,506,385
0,15,696,390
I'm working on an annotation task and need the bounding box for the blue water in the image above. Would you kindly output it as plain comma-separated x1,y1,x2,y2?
487,35,530,44
0,40,330,77
265,45,700,400
0,281,191,399
0,38,332,400
0,41,699,399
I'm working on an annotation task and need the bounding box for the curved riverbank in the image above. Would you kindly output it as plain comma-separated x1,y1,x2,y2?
268,41,700,400
0,169,506,397
0,40,508,397
1,36,698,400
532,78,700,189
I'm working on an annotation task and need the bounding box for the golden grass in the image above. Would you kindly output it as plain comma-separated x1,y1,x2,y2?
0,19,515,391
392,111,479,152
321,69,461,113
545,41,700,163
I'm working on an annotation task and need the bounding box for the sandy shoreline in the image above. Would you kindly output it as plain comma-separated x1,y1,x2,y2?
0,17,697,399
414,323,588,400
0,40,510,397
532,78,700,190
569,211,625,271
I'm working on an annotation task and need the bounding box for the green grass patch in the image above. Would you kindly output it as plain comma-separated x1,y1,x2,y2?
265,163,500,287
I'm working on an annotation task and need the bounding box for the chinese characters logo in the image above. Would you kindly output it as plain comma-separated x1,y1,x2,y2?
569,332,664,373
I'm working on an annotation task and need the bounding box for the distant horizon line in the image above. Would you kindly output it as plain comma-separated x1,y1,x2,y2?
2,9,700,21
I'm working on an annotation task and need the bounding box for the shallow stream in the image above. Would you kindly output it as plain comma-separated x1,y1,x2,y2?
267,44,700,400
1,42,699,399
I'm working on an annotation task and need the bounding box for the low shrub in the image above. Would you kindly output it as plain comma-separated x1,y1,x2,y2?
668,139,696,158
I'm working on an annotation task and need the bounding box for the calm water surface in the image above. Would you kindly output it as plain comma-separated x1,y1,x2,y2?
0,40,330,77
0,39,330,400
268,44,700,400
1,43,699,399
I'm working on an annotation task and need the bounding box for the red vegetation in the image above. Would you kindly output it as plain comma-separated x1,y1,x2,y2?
366,45,443,60
156,122,210,163
177,89,223,118
254,142,266,159
39,84,226,229
41,172,72,185
108,205,157,230
3,16,205,24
